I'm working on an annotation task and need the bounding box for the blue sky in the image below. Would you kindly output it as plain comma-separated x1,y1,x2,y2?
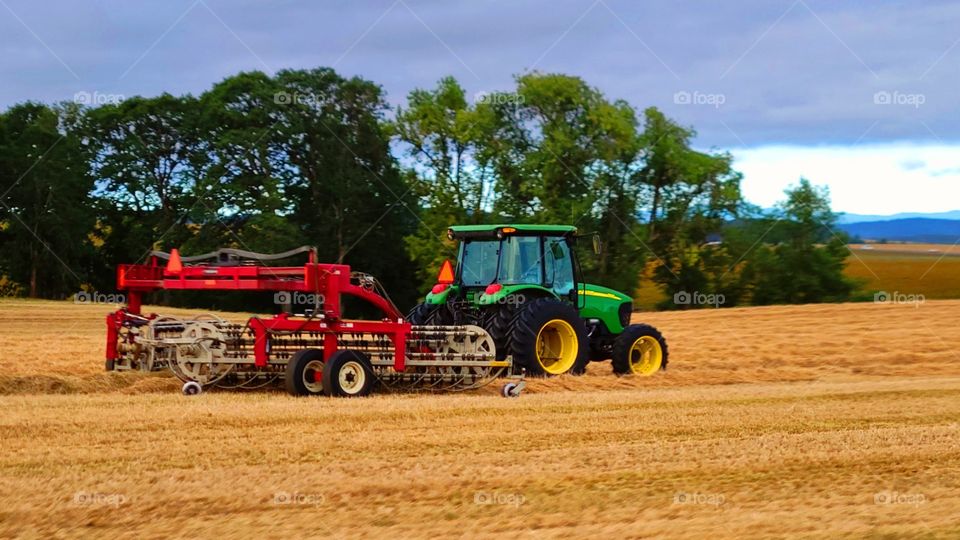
2,0,957,215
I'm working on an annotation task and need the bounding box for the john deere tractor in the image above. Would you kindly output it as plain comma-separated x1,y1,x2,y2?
408,224,668,377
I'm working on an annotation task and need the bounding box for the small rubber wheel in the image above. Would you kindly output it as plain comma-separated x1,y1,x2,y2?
501,382,520,398
285,349,326,396
322,350,375,397
105,359,115,371
182,381,202,395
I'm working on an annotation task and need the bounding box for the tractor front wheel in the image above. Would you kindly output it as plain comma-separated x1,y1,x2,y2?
510,298,589,377
612,324,668,376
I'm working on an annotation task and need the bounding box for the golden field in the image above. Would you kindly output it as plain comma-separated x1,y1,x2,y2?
2,299,960,538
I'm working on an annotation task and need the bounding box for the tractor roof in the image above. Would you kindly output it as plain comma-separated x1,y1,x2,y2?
448,224,577,238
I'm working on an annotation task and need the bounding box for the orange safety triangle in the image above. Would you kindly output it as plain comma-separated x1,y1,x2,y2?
437,259,455,284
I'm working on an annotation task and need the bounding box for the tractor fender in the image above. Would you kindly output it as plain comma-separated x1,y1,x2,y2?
425,285,458,305
478,284,557,307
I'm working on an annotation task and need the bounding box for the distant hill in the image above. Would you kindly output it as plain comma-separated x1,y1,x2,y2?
838,210,960,224
837,218,960,244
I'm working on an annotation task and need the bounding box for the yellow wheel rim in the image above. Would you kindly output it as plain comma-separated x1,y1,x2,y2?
535,319,578,375
628,335,663,376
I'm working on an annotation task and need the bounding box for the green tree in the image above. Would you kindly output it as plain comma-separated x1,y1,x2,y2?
394,73,650,294
272,68,418,307
0,102,94,297
83,94,206,264
638,108,743,307
744,179,855,304
391,77,488,288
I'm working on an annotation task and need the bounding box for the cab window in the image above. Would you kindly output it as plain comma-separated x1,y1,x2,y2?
544,238,574,296
498,236,542,284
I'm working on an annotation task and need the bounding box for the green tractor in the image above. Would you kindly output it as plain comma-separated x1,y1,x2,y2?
408,224,668,377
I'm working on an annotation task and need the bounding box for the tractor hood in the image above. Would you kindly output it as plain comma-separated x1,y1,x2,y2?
579,284,630,303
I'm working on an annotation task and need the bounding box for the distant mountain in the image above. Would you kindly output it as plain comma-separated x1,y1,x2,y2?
837,211,960,224
837,218,960,244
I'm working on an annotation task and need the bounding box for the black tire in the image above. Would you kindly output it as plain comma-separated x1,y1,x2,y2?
285,348,326,396
510,298,589,377
322,350,375,397
105,359,115,371
481,300,519,361
407,302,452,325
612,324,668,375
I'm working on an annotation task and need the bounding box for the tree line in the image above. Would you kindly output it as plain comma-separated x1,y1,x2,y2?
0,68,856,310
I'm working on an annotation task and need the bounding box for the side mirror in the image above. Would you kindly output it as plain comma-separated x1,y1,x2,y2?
592,234,602,256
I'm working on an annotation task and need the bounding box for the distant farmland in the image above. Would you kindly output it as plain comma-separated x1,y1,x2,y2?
634,243,960,309
846,243,960,300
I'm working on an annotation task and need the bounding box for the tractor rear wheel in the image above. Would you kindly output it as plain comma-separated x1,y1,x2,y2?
322,350,375,397
285,348,326,396
612,324,668,376
481,299,519,361
510,298,589,377
407,303,452,325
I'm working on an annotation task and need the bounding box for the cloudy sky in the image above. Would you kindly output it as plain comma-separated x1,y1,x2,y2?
2,0,957,215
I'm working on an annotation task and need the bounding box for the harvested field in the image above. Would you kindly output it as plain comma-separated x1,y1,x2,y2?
1,299,959,537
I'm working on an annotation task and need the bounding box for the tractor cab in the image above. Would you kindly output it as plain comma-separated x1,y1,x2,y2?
445,224,580,305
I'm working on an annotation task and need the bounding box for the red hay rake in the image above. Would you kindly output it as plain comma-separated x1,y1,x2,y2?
105,247,518,397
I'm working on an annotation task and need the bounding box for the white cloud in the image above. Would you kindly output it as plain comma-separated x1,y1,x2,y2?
732,143,960,215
